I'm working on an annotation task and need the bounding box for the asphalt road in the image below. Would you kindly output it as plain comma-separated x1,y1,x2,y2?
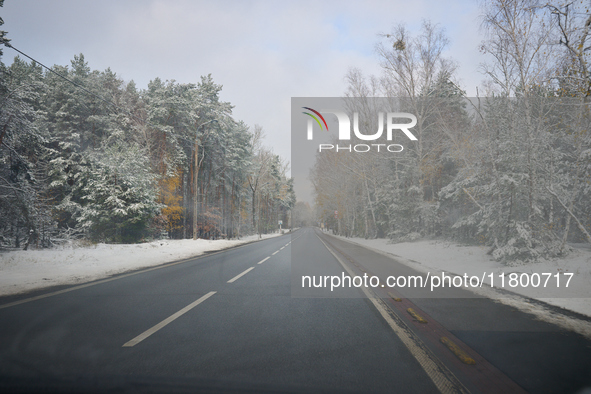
0,227,590,393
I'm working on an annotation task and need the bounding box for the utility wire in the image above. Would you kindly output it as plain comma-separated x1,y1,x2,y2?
3,43,225,145
4,42,138,119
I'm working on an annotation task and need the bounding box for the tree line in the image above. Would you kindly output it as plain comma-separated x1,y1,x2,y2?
312,0,591,264
0,14,294,247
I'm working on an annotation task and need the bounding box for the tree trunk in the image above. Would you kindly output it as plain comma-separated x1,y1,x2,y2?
193,140,199,239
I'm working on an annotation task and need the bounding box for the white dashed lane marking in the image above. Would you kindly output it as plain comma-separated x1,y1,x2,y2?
227,267,255,283
257,257,270,265
123,291,217,347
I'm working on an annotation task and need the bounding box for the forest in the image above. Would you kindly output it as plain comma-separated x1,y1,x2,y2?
311,0,591,264
0,5,294,247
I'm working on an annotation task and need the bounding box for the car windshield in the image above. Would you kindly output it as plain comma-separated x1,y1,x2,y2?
1,1,591,393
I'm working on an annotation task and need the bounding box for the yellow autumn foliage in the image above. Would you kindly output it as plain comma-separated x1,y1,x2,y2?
159,169,184,234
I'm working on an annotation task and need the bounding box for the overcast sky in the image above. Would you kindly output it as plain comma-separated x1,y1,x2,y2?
2,0,485,202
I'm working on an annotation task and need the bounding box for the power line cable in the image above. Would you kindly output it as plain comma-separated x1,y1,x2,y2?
4,42,139,119
3,43,226,144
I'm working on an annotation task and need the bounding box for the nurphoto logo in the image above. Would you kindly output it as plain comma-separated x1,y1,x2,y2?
302,107,418,153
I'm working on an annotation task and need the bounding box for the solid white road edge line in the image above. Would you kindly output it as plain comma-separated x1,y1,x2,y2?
316,234,465,394
227,267,255,283
122,291,216,347
257,257,270,265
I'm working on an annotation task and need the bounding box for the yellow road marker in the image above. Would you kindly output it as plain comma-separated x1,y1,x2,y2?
440,337,476,365
407,308,428,324
387,292,402,302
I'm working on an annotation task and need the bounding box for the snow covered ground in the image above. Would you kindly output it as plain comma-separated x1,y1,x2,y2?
332,233,591,337
0,233,282,297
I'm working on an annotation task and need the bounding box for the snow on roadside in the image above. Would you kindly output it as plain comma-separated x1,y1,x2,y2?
0,233,282,297
332,233,591,337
